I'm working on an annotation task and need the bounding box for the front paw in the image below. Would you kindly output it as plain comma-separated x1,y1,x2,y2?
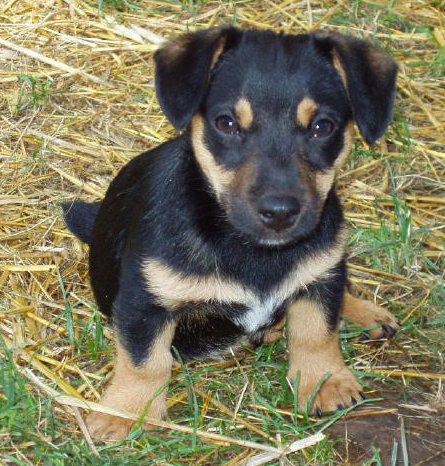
86,397,167,441
86,412,134,441
288,366,362,415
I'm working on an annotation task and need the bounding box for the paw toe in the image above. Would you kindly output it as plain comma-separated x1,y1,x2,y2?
310,373,362,414
86,412,133,441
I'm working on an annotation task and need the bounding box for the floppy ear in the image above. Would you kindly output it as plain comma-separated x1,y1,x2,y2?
154,27,241,130
312,31,398,145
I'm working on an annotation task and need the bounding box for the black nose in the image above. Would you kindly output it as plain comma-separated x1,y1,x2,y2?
258,195,301,232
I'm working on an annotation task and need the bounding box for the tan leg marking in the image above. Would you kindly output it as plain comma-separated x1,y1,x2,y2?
296,97,318,128
234,97,254,129
86,322,176,441
262,316,285,344
191,114,235,199
287,299,361,413
342,291,399,339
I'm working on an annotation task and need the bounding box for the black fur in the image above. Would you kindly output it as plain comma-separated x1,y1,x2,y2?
311,31,397,144
62,28,397,367
61,201,100,244
154,27,241,130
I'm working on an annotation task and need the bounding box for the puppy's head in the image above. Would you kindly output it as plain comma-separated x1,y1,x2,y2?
155,28,397,247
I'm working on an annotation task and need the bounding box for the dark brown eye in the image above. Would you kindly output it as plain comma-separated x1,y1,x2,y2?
215,115,239,135
310,119,334,138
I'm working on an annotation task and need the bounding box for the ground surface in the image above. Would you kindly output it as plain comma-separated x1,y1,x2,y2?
1,1,444,465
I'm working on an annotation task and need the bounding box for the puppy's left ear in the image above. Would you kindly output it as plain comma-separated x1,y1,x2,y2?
154,27,241,130
312,31,398,145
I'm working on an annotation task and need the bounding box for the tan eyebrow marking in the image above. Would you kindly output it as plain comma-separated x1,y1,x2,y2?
234,97,254,129
296,97,318,128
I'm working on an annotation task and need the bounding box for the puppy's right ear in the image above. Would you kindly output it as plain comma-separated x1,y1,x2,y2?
154,27,241,130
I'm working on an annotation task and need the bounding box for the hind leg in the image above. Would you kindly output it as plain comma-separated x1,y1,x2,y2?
342,292,399,339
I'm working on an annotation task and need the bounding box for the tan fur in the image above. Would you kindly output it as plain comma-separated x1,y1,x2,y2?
268,227,347,304
315,121,354,200
286,299,361,413
334,120,354,168
262,316,285,344
191,114,235,199
159,36,189,62
234,97,254,129
161,29,225,71
210,36,227,69
332,49,348,89
364,46,395,78
315,169,336,202
342,292,399,339
86,322,176,441
142,227,347,311
230,158,256,195
296,97,318,128
142,258,253,309
296,157,317,194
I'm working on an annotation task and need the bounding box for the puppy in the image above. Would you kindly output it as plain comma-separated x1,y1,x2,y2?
62,27,399,441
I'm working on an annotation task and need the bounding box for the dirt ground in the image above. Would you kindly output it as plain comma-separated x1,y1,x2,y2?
328,385,445,465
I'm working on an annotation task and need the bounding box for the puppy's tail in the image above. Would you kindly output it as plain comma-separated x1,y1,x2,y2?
61,201,100,244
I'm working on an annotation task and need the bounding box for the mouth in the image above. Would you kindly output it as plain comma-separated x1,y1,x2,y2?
256,237,294,247
229,205,318,248
223,193,322,248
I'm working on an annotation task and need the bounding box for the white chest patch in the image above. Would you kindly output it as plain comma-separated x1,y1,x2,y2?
234,295,282,334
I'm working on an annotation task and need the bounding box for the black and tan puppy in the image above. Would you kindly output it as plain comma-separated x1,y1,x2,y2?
62,27,399,441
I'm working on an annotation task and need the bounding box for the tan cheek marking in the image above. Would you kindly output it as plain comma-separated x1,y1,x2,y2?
296,157,317,202
315,121,354,201
230,157,256,195
296,97,318,128
86,322,175,440
234,97,254,129
315,170,335,201
191,114,235,199
142,258,253,309
334,121,353,169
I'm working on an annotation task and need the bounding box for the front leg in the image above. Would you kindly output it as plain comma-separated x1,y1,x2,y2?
287,265,362,414
86,293,176,441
